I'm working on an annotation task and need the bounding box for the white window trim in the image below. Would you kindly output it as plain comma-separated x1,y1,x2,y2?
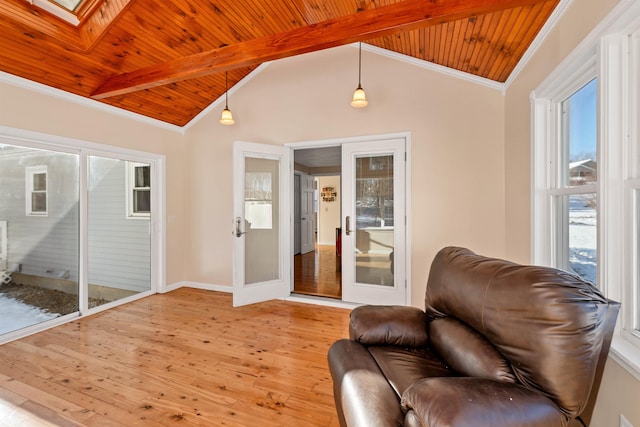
532,0,640,380
25,165,48,217
126,161,151,219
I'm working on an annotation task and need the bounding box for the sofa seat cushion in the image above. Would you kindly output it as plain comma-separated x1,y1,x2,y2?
368,346,454,398
401,377,566,427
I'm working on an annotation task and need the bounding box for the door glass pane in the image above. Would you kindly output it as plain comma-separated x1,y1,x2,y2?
355,155,394,286
244,157,279,284
0,144,79,336
88,157,151,307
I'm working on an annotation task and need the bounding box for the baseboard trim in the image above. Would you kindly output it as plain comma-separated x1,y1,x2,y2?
162,281,233,294
163,282,357,309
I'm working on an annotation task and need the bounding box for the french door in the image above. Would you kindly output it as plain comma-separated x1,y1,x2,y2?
341,139,407,305
232,141,290,306
233,137,408,306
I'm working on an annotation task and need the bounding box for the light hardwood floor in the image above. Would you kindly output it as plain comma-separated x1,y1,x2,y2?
0,288,351,426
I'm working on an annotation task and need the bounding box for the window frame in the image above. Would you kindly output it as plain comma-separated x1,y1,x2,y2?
25,165,48,217
126,161,151,219
532,2,640,380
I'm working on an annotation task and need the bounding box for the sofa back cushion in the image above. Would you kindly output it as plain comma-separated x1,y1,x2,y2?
425,247,610,419
429,317,516,383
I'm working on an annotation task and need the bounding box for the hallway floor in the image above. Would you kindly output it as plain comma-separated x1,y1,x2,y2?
293,244,341,299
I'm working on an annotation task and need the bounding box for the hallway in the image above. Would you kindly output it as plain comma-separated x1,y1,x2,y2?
293,245,341,299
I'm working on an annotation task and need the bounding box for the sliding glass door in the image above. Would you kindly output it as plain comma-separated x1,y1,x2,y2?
0,133,160,342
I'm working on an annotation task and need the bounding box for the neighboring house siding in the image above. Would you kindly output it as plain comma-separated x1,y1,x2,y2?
88,157,150,293
0,149,79,282
0,150,150,293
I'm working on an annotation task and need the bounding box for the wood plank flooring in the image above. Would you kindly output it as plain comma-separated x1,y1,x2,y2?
293,245,341,299
0,288,351,426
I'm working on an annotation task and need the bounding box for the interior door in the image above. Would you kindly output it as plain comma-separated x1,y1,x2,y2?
341,139,406,305
300,173,315,254
233,141,291,307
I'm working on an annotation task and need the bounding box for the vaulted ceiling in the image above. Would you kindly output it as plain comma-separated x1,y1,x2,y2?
0,0,560,126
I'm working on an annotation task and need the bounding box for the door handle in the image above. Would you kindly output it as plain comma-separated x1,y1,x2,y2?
235,217,246,238
345,216,354,236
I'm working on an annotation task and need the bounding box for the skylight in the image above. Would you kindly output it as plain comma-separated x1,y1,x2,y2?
51,0,83,12
28,0,86,25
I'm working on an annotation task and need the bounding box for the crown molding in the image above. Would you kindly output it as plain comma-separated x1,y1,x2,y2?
0,71,184,134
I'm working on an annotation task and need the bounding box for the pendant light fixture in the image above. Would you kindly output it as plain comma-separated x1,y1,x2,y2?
350,42,368,108
220,71,235,125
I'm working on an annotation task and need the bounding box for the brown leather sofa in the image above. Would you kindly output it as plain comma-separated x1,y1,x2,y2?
328,247,620,427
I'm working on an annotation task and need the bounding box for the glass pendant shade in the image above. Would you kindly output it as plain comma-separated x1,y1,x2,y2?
219,71,235,125
220,107,235,125
351,85,368,108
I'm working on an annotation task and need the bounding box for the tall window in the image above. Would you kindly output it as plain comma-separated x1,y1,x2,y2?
533,7,640,377
25,165,48,216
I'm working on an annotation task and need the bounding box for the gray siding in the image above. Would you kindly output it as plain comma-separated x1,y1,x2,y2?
0,148,80,282
0,147,151,293
88,157,150,292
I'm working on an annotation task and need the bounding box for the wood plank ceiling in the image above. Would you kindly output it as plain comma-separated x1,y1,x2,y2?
0,0,560,126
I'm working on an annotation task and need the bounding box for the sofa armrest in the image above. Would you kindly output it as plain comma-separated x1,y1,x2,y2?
328,339,405,427
349,305,428,347
401,377,567,427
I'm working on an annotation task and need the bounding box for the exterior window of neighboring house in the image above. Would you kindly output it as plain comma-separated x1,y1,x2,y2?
25,165,48,216
127,162,150,218
533,6,640,376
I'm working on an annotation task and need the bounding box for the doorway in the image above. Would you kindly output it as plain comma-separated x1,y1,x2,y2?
293,146,342,299
233,134,410,307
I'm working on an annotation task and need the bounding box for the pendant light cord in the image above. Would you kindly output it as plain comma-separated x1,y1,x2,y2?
357,42,362,87
225,71,229,108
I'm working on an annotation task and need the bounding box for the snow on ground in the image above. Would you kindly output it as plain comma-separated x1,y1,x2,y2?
0,294,59,335
569,195,597,284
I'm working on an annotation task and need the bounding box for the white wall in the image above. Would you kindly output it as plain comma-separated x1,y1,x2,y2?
317,175,341,246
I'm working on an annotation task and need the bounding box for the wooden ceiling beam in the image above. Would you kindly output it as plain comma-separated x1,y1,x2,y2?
91,0,549,99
